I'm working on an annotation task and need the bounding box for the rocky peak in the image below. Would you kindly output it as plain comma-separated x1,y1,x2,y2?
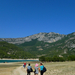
0,32,66,44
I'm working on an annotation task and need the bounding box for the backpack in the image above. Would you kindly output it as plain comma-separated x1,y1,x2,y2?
34,69,36,73
42,66,47,72
30,68,33,72
27,66,33,72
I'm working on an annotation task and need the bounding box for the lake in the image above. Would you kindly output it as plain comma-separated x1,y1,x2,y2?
0,59,39,63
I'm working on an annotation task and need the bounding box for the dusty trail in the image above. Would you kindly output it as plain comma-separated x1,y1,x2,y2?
12,66,25,75
11,66,35,75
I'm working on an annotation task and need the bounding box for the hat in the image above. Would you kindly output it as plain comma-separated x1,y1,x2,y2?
35,63,38,67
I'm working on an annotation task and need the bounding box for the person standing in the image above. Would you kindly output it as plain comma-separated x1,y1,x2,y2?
26,63,32,75
40,63,44,75
23,62,26,68
34,63,39,75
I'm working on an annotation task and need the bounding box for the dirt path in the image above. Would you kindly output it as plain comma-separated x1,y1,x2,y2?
12,66,35,75
12,66,26,75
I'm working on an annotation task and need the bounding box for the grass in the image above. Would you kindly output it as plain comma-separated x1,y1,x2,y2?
29,61,75,75
41,61,75,75
0,63,21,75
0,61,75,75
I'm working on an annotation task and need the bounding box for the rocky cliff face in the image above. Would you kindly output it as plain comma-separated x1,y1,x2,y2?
0,32,66,44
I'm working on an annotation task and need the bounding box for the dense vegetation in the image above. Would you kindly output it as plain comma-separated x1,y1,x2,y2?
0,41,34,59
17,39,49,57
39,55,75,62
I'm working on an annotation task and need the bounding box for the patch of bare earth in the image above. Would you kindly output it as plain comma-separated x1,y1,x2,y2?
0,63,21,75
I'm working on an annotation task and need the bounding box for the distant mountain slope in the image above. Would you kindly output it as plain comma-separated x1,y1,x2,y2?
17,39,50,56
42,32,75,57
0,32,75,59
17,32,75,57
0,32,65,44
0,41,34,59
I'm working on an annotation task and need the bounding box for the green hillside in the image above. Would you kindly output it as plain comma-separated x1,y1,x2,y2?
17,39,49,57
0,41,34,59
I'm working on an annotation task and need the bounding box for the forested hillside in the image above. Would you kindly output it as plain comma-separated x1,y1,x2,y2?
17,39,50,57
0,41,34,59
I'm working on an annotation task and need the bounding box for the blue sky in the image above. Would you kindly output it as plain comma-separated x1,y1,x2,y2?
0,0,75,38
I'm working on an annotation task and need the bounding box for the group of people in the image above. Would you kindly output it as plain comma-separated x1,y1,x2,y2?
23,62,46,75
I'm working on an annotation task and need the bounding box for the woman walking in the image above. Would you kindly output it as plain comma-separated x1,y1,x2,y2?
40,63,44,75
34,63,39,75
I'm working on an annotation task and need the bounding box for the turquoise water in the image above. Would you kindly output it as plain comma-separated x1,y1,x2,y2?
0,59,39,63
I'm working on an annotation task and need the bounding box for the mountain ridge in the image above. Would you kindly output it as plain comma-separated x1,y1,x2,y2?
17,32,75,57
0,32,75,58
0,32,66,44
